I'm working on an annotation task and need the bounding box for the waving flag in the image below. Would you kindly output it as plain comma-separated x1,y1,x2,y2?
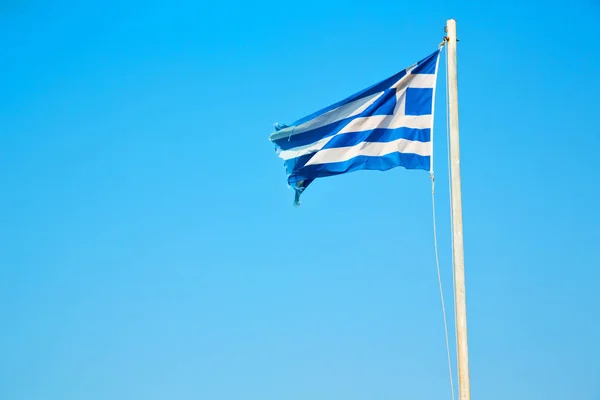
269,49,442,205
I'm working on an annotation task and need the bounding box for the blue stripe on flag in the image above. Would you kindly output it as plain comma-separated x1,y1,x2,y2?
289,153,431,184
362,88,397,116
283,153,314,173
321,127,430,150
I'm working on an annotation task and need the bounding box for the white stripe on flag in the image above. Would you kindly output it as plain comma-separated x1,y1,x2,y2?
407,74,437,88
338,114,433,133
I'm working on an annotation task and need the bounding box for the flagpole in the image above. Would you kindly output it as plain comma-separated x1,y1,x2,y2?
446,19,471,400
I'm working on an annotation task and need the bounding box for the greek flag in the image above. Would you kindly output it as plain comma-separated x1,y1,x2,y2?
269,48,441,205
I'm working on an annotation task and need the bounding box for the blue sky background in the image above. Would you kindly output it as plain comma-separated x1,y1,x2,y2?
1,1,599,399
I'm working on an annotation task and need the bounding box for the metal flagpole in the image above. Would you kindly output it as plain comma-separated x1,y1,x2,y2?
446,18,471,400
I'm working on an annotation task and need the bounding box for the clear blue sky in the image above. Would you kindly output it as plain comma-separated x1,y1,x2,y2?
1,1,599,399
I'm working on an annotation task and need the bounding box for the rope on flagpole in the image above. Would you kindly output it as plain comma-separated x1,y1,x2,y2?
429,37,456,400
430,173,456,400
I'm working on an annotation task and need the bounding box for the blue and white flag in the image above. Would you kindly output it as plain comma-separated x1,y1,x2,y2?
269,49,441,205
